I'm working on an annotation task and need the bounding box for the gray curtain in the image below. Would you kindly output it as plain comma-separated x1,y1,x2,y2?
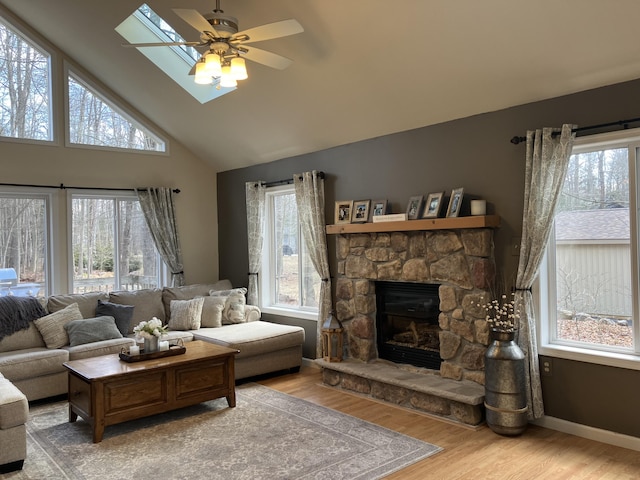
515,124,576,419
245,182,266,305
136,187,184,287
294,171,332,357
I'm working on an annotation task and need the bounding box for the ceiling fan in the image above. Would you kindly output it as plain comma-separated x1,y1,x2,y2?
123,0,303,88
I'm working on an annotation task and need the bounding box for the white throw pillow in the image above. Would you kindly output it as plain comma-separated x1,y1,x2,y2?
210,288,247,324
168,297,205,330
34,303,83,348
200,297,225,328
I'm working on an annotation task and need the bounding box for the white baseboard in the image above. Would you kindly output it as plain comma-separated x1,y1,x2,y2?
533,416,640,452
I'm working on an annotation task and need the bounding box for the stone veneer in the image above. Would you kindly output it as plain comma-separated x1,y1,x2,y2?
334,228,496,385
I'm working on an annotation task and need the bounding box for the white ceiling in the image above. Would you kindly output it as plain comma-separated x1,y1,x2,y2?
3,0,640,171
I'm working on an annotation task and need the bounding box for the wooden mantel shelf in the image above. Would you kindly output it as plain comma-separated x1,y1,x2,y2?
326,215,500,235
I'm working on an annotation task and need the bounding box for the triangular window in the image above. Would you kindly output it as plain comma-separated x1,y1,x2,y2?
67,71,166,152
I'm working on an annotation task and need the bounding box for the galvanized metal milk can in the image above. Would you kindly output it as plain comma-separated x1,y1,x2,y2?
484,330,528,435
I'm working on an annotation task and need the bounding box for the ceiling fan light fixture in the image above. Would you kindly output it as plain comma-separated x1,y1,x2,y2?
194,60,212,85
205,52,222,77
220,63,237,87
231,56,248,80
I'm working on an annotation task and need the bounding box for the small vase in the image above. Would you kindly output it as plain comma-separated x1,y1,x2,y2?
144,336,159,353
484,329,528,436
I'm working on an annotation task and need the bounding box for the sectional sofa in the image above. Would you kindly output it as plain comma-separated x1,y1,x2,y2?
0,280,305,402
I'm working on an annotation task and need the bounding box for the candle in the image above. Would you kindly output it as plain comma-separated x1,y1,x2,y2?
159,340,169,351
471,199,486,216
129,345,140,355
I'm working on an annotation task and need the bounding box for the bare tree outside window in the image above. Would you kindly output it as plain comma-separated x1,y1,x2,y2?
0,19,51,141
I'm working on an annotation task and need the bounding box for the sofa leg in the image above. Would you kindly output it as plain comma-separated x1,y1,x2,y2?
289,366,301,374
0,459,24,473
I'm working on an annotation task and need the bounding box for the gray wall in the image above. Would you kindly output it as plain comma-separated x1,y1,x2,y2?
217,77,640,437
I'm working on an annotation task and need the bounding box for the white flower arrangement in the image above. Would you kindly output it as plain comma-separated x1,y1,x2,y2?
133,317,168,340
479,293,520,333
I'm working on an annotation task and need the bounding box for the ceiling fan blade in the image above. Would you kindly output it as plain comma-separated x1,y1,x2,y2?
122,41,202,48
232,19,303,44
173,8,220,37
242,46,293,70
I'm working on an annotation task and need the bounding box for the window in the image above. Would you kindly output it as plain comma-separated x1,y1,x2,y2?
71,193,165,293
260,185,321,319
67,71,166,152
0,193,50,297
540,129,640,365
115,4,231,104
0,17,52,141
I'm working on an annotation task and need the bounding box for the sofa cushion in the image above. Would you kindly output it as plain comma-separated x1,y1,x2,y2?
200,297,225,328
162,280,232,319
0,375,28,429
64,316,123,346
109,289,165,331
0,324,45,353
33,303,83,349
168,298,205,330
64,337,135,360
95,300,134,336
0,348,69,381
192,321,304,358
47,291,109,318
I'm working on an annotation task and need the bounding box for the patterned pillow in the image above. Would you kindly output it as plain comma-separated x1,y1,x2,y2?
209,288,247,325
168,297,205,330
34,303,83,348
200,297,225,328
65,316,123,346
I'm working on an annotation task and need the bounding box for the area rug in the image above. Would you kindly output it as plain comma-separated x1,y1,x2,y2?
7,383,442,480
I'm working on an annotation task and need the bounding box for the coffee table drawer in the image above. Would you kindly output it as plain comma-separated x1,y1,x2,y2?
105,371,167,413
175,360,228,400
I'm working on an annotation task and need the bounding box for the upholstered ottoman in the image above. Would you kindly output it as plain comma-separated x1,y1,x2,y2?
0,372,28,473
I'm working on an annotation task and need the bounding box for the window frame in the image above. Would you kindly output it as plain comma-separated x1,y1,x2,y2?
259,184,320,321
67,190,168,294
537,128,640,370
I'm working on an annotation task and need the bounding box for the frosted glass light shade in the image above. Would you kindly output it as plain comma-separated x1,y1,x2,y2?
194,61,211,85
230,56,248,80
220,64,237,87
205,53,222,77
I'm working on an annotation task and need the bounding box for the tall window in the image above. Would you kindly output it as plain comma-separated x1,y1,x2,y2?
67,72,165,152
0,17,52,141
260,186,321,318
542,130,640,361
0,193,49,297
71,193,164,293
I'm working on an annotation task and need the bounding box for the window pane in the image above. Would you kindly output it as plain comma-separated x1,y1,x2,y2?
118,200,159,290
72,198,115,293
274,193,299,305
68,73,166,151
0,196,47,297
0,19,51,141
553,148,633,349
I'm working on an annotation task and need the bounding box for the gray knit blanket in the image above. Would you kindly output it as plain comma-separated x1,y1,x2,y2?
0,296,47,341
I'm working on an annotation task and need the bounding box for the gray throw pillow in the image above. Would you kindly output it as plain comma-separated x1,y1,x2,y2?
64,316,123,347
95,299,134,336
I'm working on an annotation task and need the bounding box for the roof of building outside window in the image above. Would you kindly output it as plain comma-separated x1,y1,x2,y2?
555,208,629,241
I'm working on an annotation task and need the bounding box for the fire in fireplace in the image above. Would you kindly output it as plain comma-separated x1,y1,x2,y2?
375,281,442,370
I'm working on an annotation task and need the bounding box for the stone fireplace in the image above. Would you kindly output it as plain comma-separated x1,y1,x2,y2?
318,222,498,425
333,228,495,385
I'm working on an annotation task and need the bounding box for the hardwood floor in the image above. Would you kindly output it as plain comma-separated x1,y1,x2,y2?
256,366,640,480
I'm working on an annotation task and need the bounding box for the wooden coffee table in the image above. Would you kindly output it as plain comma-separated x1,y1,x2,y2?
63,340,238,443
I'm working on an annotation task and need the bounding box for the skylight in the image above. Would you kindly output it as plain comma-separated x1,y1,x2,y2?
115,4,233,104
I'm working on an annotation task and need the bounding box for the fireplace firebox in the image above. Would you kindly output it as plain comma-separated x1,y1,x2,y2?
375,281,442,370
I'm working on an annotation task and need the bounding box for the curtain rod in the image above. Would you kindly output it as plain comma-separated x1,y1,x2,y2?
0,182,180,193
256,171,325,188
510,116,640,145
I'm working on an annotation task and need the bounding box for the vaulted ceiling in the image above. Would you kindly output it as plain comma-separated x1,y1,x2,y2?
3,0,640,171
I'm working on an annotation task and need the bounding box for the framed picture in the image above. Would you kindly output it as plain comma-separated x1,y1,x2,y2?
446,187,464,217
422,191,445,218
406,195,423,220
351,200,371,223
334,200,353,224
370,199,388,219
